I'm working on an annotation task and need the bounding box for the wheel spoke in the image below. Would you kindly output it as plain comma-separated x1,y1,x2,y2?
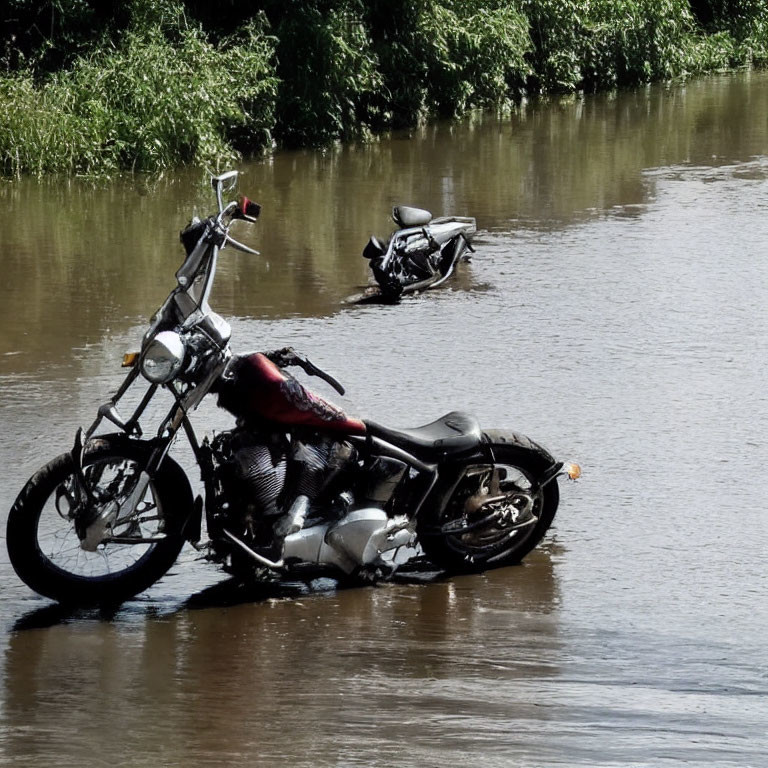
36,456,164,579
441,462,541,561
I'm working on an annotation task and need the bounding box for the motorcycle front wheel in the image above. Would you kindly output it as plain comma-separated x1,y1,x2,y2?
6,437,191,605
418,445,559,573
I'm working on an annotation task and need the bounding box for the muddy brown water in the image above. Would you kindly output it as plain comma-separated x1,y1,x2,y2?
1,71,767,767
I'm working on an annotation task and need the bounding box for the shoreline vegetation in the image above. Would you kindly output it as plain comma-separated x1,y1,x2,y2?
1,0,766,178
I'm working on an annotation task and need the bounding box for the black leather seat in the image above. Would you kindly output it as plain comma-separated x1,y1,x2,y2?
364,411,482,460
392,205,432,228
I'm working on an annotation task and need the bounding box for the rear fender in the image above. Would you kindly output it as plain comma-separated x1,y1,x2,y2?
422,430,559,522
464,429,563,487
481,430,561,485
437,235,472,276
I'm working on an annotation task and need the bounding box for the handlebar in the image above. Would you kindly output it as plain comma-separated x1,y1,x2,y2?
212,170,239,188
212,170,239,213
265,347,346,396
210,171,261,254
224,234,259,255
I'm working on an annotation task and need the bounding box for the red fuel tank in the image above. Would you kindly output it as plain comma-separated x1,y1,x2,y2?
217,353,367,435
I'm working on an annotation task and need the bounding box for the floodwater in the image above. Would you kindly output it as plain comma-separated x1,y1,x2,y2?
1,70,767,766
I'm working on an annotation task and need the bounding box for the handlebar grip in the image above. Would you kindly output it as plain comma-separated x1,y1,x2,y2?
235,195,261,222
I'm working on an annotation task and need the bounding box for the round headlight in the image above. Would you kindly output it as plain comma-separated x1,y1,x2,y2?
141,331,186,383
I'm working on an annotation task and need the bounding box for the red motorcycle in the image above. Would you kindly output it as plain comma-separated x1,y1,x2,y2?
6,171,580,604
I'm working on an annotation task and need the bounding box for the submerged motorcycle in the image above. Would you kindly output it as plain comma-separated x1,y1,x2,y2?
352,206,477,303
7,172,579,605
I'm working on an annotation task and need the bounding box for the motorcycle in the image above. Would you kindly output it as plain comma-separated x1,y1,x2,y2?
350,205,477,303
6,171,580,605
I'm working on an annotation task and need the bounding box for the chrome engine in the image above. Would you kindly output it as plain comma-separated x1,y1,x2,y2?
283,509,415,574
213,430,415,573
232,439,286,518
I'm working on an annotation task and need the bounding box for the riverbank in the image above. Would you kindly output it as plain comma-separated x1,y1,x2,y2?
1,0,766,177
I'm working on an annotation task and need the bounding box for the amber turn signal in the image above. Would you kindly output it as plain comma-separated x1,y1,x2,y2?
122,352,139,368
564,462,582,480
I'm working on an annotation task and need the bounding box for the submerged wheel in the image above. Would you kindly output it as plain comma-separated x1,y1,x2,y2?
371,263,404,302
7,437,191,605
418,446,559,573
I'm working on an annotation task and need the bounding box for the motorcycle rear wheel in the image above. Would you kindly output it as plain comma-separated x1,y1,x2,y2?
7,437,190,605
418,446,559,573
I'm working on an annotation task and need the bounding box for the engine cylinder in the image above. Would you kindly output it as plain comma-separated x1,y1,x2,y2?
233,439,286,517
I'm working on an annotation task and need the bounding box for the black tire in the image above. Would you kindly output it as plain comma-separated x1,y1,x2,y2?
7,437,191,605
371,263,404,302
417,444,560,573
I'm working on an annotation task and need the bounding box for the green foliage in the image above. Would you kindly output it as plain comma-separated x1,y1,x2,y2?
685,0,768,67
366,0,530,126
269,0,530,139
521,0,768,92
0,72,105,176
0,0,767,176
684,31,740,72
272,3,383,145
0,0,277,176
581,0,695,88
523,0,698,91
522,0,586,91
420,3,532,114
728,1,768,65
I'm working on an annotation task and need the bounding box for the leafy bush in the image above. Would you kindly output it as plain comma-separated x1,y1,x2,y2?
1,0,767,176
686,0,768,67
521,0,587,91
420,2,531,114
684,31,739,72
366,0,530,126
272,3,383,145
581,0,695,88
0,72,107,176
522,0,704,91
728,0,768,65
0,0,277,176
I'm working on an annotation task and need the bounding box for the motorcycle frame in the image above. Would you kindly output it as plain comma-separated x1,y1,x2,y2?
70,291,563,551
68,281,450,550
69,348,227,531
70,343,530,556
66,173,563,562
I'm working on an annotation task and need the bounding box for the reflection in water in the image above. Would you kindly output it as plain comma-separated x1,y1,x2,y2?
2,557,560,767
2,73,768,375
